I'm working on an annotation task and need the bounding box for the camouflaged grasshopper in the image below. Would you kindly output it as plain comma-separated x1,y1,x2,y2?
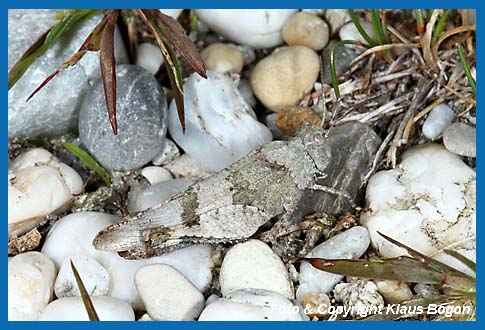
93,122,381,259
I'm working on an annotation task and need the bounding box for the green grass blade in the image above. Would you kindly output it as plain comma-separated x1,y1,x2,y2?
330,40,365,100
8,9,100,89
189,9,198,32
70,260,100,321
348,9,377,46
415,9,425,35
64,142,111,186
432,9,451,43
443,249,476,274
457,43,476,97
370,9,386,45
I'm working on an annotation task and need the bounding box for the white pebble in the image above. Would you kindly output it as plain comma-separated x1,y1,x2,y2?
39,296,135,321
199,289,303,321
196,10,296,48
159,9,183,19
141,166,173,185
136,42,163,75
297,226,370,300
422,103,455,140
8,148,83,236
334,279,384,317
128,178,193,213
360,144,476,275
250,46,320,112
282,11,329,50
238,78,257,107
220,239,294,299
135,264,205,320
41,212,120,268
201,43,244,74
8,252,56,320
164,153,212,179
339,20,376,44
168,71,272,171
375,280,414,304
151,138,180,166
54,255,110,298
325,9,352,35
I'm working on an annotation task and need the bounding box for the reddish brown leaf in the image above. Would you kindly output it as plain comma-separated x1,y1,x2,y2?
27,12,109,102
70,260,100,321
100,10,120,135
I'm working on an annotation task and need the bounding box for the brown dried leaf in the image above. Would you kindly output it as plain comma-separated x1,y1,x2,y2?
100,10,120,135
70,260,100,321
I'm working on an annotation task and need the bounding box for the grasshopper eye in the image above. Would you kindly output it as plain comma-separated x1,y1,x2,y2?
312,131,325,146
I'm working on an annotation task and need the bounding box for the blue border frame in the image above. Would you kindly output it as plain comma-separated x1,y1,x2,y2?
3,0,481,328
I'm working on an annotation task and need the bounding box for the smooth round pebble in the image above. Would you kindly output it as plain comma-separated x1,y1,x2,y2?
135,264,205,320
339,20,376,44
79,64,168,171
300,293,332,319
128,178,194,213
54,255,110,298
196,10,296,48
41,212,120,268
199,289,303,321
422,103,455,140
414,283,440,298
375,280,414,304
201,43,244,74
325,9,352,35
39,296,135,321
220,239,294,299
8,252,56,320
250,46,320,112
141,166,173,185
136,42,163,75
282,12,329,50
297,226,370,300
168,71,272,171
443,122,476,158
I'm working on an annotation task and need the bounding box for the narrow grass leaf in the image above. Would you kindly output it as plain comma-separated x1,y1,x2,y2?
330,40,365,99
64,142,111,186
8,9,100,89
70,260,100,321
457,43,476,97
415,9,425,35
348,10,377,46
432,9,451,43
443,249,476,273
100,10,120,135
27,11,109,102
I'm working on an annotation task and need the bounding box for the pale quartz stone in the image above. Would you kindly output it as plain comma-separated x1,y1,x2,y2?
41,211,214,310
360,144,476,275
135,264,205,320
8,148,83,236
141,166,173,185
39,296,135,321
375,280,414,304
163,153,212,179
250,46,320,112
8,252,56,320
201,43,244,74
297,227,370,301
199,289,303,321
159,9,183,19
238,78,257,107
339,21,377,44
136,42,164,75
334,279,384,317
195,10,296,48
422,103,455,140
220,239,294,299
54,255,110,298
151,138,180,166
168,71,272,171
325,9,352,35
300,293,332,319
128,178,194,213
8,10,128,139
282,12,330,50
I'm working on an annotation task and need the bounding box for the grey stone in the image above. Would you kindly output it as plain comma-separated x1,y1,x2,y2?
321,41,361,85
79,64,168,171
443,122,476,158
422,103,455,140
8,9,128,139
